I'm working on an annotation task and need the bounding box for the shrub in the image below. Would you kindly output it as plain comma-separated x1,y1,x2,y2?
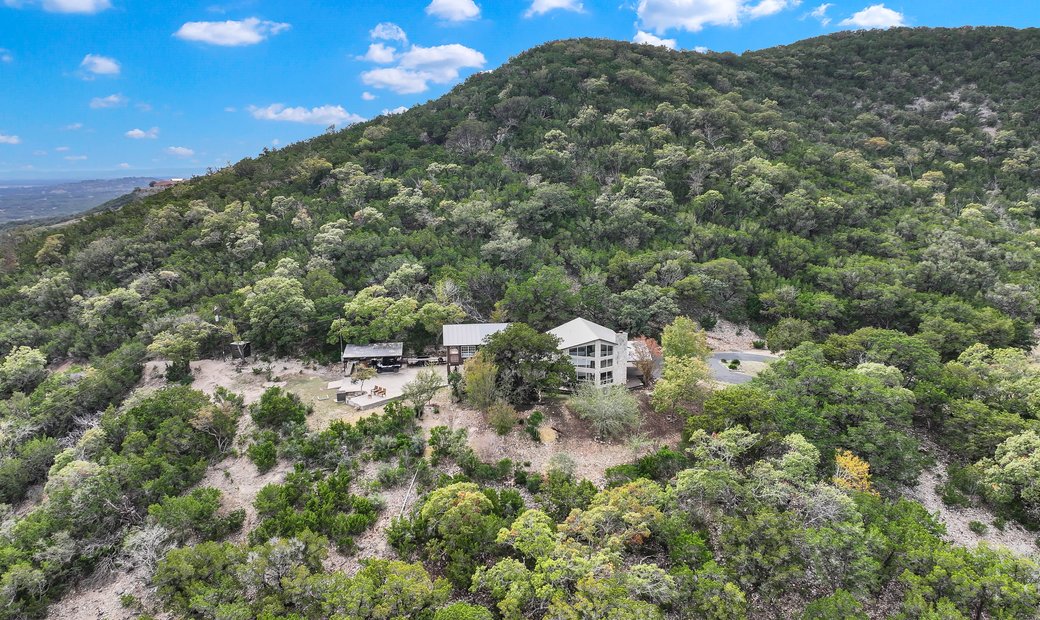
250,387,309,431
766,318,815,352
247,431,278,473
148,487,245,542
569,384,642,441
700,315,718,330
434,602,494,620
968,520,988,535
463,353,498,411
524,410,545,442
488,401,518,435
752,340,766,349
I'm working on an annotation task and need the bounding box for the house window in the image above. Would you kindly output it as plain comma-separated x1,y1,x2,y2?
576,371,595,384
600,343,614,357
568,345,595,357
460,345,478,358
599,371,613,385
576,358,596,368
599,358,613,368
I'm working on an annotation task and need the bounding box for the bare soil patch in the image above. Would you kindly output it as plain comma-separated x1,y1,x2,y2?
420,390,683,486
907,461,1038,558
704,320,762,352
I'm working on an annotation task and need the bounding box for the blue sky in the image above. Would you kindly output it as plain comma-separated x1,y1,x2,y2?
0,0,1036,180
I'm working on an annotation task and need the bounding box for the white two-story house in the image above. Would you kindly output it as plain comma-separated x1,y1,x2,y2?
547,318,628,387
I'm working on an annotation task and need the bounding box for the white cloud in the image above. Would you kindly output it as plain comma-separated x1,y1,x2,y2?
637,0,800,34
809,2,832,25
360,42,397,63
370,22,407,43
362,43,485,94
361,68,430,94
118,162,130,169
136,102,152,112
0,49,12,63
64,155,87,161
271,138,280,146
62,122,83,130
89,93,127,108
361,91,377,101
224,106,236,112
79,53,120,76
633,30,677,49
248,103,365,125
55,146,70,151
426,0,480,22
0,133,20,145
382,106,408,115
694,45,709,53
125,127,159,139
174,17,290,46
839,4,905,29
746,0,799,19
166,146,195,157
525,0,583,17
33,150,47,156
4,0,111,14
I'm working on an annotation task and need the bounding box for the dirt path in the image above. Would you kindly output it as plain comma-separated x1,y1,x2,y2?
906,461,1038,558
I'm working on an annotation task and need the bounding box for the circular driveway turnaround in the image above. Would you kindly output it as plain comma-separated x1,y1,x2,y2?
709,351,779,384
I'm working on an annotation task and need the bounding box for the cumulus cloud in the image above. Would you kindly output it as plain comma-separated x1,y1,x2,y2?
382,106,408,115
637,0,800,34
633,30,677,49
745,0,799,19
125,127,159,139
248,103,365,125
370,22,408,43
808,2,832,25
839,4,905,29
360,42,397,63
362,43,485,94
525,0,584,17
55,146,70,151
0,49,12,63
4,0,111,14
174,17,290,46
361,91,377,101
0,133,20,145
166,146,195,157
64,155,87,160
79,53,120,77
89,93,126,108
426,0,480,22
118,162,130,168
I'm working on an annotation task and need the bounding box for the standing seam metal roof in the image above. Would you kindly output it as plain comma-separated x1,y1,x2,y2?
442,323,511,347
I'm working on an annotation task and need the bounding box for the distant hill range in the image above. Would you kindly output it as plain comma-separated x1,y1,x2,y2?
0,177,163,227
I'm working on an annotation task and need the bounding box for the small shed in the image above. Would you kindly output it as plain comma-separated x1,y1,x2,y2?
229,341,251,359
341,342,404,373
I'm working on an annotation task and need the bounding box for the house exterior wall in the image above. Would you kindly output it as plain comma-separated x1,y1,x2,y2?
565,331,627,387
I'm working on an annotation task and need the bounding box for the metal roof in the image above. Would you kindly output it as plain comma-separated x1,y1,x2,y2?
341,342,404,359
442,323,511,347
548,318,620,349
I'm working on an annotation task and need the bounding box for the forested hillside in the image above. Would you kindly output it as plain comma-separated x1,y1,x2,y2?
1,27,1040,619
